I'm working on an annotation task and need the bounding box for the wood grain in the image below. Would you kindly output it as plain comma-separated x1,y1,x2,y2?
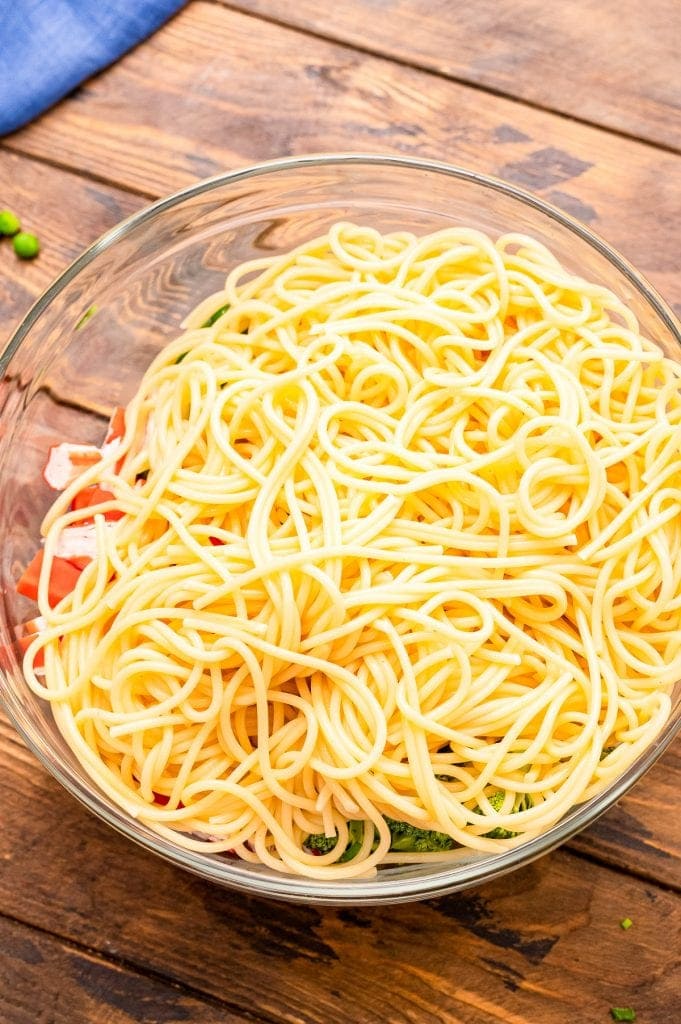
570,737,681,886
2,716,680,1024
1,145,677,890
0,150,143,349
4,3,681,317
227,0,681,151
1,8,680,1021
0,914,254,1024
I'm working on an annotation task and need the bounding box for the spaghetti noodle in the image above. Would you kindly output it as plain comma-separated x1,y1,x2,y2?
21,223,681,878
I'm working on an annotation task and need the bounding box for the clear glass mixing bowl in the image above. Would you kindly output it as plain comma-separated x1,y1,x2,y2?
1,155,679,905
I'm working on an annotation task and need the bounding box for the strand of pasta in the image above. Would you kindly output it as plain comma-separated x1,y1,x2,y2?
22,222,681,878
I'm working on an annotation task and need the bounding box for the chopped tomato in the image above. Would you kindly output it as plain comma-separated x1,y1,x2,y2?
17,632,45,667
16,550,44,601
20,616,46,637
209,536,225,546
17,549,85,607
66,556,93,571
152,792,184,808
72,486,99,511
101,408,127,473
44,555,84,605
72,485,124,521
13,617,46,667
105,406,126,444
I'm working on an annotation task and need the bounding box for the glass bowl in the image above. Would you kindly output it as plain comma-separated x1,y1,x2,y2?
1,154,679,905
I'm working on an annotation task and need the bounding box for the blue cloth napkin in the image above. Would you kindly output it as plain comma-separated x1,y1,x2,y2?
0,0,185,136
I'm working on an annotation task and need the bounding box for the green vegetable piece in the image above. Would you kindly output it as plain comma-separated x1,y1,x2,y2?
308,817,459,858
475,790,528,839
385,817,455,853
75,305,98,330
620,917,633,930
13,232,40,259
305,831,338,855
339,820,364,863
483,825,517,839
483,790,516,839
600,745,618,761
0,209,21,235
610,1009,636,1021
202,303,230,328
305,820,364,862
174,351,188,364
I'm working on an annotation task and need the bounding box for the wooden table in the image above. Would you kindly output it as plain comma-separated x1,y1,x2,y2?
1,3,680,1021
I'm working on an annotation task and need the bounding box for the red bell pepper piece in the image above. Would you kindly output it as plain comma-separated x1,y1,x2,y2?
17,549,85,607
72,485,124,521
105,406,126,444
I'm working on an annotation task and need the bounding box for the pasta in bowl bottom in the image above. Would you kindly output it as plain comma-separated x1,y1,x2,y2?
1,155,679,905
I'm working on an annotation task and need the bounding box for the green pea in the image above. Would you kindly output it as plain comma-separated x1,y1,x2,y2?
13,232,40,260
0,210,21,236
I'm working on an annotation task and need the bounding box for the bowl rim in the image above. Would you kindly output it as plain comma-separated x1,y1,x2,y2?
3,152,680,371
1,152,680,904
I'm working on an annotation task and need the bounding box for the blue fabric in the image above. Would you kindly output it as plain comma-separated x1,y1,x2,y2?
0,0,185,135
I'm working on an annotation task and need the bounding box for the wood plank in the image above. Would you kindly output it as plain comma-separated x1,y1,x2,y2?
2,6,679,1022
0,33,679,896
0,914,255,1024
5,3,681,318
0,150,143,349
570,736,681,885
226,0,681,151
1,716,679,1024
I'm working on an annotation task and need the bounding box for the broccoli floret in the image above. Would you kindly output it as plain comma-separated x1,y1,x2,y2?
305,820,364,861
308,816,461,859
305,832,339,855
484,824,517,839
515,792,534,814
385,817,456,853
481,789,517,839
488,790,505,811
475,790,533,839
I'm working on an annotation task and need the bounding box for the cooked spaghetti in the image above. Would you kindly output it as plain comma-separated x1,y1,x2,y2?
21,223,681,878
